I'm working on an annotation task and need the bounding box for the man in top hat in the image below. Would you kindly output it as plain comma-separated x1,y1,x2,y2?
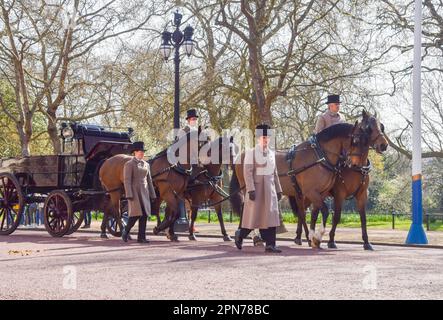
235,124,283,253
184,108,199,132
122,141,156,243
182,109,200,232
314,94,345,134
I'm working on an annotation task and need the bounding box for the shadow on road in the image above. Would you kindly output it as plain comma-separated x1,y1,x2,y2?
167,241,336,263
1,231,340,264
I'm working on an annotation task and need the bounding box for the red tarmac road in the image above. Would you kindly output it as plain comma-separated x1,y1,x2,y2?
1,230,442,300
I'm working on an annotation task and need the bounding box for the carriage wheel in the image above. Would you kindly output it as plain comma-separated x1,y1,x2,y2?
106,201,128,237
65,210,85,236
44,190,73,237
0,173,24,235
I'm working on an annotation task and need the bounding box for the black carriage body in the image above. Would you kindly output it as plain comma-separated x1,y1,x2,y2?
0,123,133,199
0,123,134,236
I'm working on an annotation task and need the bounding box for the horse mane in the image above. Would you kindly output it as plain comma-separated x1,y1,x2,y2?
149,148,167,162
315,123,354,142
149,130,197,162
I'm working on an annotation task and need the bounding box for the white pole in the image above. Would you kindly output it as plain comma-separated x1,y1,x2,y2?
412,0,422,178
406,0,427,244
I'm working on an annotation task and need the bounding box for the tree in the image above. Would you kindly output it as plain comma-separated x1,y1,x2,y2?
375,0,443,159
0,0,167,155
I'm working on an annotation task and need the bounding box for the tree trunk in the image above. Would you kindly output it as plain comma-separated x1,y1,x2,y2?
47,110,61,155
16,123,30,157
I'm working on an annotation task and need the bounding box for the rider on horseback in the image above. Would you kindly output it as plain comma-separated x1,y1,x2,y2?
314,94,345,134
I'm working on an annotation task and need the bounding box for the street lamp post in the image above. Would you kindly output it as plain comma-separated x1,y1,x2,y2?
160,11,195,233
160,11,195,129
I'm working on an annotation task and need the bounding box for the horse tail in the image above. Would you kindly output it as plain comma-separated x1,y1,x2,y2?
229,166,243,216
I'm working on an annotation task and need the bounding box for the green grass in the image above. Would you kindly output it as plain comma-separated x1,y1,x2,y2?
191,210,443,232
89,210,443,232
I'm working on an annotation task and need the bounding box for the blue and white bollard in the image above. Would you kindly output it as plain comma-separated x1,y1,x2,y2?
406,0,427,245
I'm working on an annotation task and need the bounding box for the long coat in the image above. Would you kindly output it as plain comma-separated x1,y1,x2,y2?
314,110,345,133
242,145,282,229
123,157,156,217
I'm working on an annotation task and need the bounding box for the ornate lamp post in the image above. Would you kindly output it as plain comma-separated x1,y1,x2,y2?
159,11,195,233
160,10,195,129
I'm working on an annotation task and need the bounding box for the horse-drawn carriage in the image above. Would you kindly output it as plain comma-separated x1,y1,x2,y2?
0,123,133,237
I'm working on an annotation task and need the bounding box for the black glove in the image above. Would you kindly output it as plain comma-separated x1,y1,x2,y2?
248,191,256,201
277,192,282,201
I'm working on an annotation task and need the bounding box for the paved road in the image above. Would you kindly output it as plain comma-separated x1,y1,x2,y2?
1,230,442,300
15,220,443,245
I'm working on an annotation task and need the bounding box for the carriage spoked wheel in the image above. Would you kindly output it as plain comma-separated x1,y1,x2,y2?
65,210,85,236
106,201,128,237
0,173,24,235
44,190,73,237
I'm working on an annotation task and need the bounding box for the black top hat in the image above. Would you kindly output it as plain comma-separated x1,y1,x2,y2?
132,141,146,152
255,124,272,137
326,94,341,104
186,109,199,120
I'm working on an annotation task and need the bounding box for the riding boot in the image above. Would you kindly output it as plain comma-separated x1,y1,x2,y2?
259,228,270,246
261,227,281,253
137,215,149,243
260,227,277,246
123,216,138,242
268,227,277,247
239,228,252,239
235,228,252,250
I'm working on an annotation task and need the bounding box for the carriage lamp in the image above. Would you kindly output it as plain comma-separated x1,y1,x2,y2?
61,126,74,140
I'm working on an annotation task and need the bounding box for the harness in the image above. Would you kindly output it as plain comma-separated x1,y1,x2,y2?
337,159,372,200
148,147,194,180
282,135,341,197
184,169,232,209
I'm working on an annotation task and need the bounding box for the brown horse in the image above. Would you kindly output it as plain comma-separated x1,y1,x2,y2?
151,135,237,241
99,130,198,239
305,119,388,250
179,135,237,241
229,119,365,241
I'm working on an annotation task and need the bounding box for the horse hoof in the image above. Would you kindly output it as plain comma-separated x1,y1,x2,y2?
307,240,312,247
311,238,321,249
153,227,160,235
294,238,302,245
223,235,232,242
327,241,337,249
253,236,264,247
364,243,374,251
168,234,179,242
188,234,197,241
100,233,108,239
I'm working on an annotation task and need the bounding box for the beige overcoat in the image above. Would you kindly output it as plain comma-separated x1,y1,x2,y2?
123,157,156,217
314,110,345,133
241,145,282,229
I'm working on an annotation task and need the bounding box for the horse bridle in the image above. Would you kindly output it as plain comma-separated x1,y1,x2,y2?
338,122,375,198
346,119,384,161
